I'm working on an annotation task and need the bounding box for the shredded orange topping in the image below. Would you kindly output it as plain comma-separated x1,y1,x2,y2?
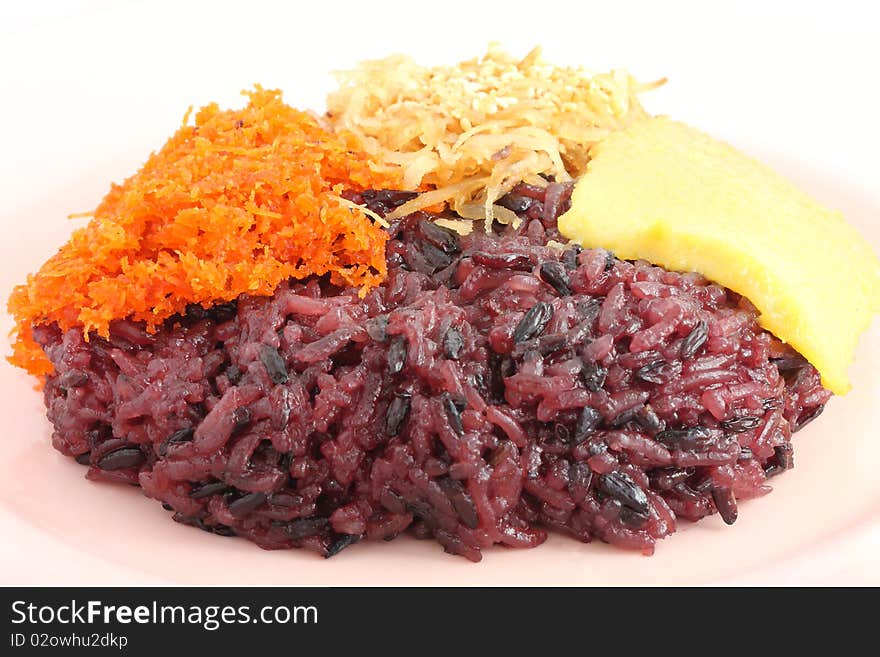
8,87,401,376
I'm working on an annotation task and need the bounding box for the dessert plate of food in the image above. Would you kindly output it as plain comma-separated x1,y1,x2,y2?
1,4,878,585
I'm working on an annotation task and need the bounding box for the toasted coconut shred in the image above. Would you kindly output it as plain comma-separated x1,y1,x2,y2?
8,87,401,375
327,44,662,227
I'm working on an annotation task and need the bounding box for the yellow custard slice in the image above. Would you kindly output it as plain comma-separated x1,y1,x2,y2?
559,116,880,394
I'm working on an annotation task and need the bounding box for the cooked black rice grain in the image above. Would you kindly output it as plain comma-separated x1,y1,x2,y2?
721,416,762,433
711,487,738,525
620,507,650,528
284,516,330,540
443,327,465,360
611,405,643,428
96,447,144,471
227,492,267,518
580,361,607,392
680,320,709,359
224,365,242,385
603,251,616,271
366,315,390,342
59,369,89,389
539,260,572,296
635,360,667,384
774,443,795,470
231,406,251,434
572,406,602,444
385,393,412,436
635,405,665,434
598,472,650,514
189,481,229,499
158,427,195,455
656,426,712,450
441,393,464,436
386,336,408,375
210,524,237,537
418,219,460,254
325,533,361,558
440,478,480,529
259,345,288,384
359,189,419,215
513,301,553,343
421,243,456,270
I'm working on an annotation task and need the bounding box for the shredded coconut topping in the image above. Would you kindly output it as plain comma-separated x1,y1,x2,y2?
327,44,662,226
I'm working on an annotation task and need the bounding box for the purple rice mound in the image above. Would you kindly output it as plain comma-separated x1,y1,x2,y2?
35,183,831,561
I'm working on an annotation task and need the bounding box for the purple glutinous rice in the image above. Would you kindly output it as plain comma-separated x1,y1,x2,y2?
33,182,831,561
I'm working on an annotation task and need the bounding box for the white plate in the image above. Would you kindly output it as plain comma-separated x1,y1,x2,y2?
1,0,878,585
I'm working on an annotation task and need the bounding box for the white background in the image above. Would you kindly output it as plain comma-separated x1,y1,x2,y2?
2,1,878,217
1,0,877,585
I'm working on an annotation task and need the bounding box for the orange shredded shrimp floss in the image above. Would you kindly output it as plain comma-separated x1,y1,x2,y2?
7,87,402,376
